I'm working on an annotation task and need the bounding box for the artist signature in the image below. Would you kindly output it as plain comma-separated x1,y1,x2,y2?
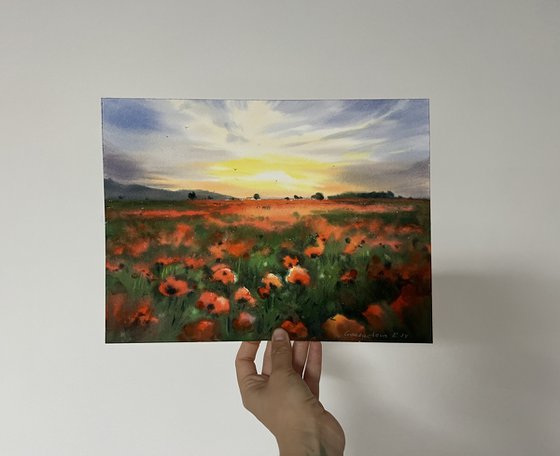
343,331,410,340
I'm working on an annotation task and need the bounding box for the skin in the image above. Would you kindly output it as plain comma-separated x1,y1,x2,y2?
235,328,345,456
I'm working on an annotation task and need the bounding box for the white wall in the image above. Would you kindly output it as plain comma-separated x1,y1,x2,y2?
1,1,559,455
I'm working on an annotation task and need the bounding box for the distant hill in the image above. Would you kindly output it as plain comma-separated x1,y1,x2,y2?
104,179,232,201
328,190,401,199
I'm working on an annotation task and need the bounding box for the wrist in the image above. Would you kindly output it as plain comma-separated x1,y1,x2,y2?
276,421,342,456
276,430,322,456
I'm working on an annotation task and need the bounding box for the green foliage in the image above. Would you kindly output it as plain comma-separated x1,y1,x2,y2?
105,199,432,343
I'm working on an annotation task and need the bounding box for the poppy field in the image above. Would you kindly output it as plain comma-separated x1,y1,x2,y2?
105,198,432,343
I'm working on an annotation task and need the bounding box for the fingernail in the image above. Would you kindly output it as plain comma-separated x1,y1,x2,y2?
273,328,288,341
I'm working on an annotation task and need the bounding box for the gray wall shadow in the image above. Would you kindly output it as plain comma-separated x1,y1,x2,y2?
321,272,560,456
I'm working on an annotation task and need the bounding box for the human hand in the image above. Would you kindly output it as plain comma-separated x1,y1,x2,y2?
235,328,345,456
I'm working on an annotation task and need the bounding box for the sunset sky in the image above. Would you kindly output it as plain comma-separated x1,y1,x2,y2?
102,99,430,198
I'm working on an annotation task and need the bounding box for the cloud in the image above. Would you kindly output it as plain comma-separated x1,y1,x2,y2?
101,99,430,197
102,99,163,132
103,153,145,183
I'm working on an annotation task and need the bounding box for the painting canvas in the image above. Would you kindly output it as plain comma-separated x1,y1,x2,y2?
103,99,432,343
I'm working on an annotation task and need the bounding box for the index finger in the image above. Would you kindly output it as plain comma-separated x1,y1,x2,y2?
235,341,261,388
303,341,322,398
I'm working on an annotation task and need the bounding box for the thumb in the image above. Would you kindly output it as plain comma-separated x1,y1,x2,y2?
271,328,293,373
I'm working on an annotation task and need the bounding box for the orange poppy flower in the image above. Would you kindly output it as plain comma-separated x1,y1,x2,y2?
280,320,308,339
304,240,325,258
340,269,358,284
233,311,256,331
106,260,124,272
196,291,230,315
208,243,226,260
282,255,299,269
128,239,150,257
286,266,311,286
211,262,230,272
362,304,385,331
224,240,254,257
322,314,365,341
343,235,366,254
159,223,193,247
184,256,206,269
308,217,346,242
211,267,237,284
262,273,283,289
234,287,256,306
158,276,192,297
178,319,217,342
112,245,125,255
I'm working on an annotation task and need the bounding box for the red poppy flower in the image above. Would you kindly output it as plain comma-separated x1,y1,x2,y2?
233,311,256,331
280,320,308,339
126,298,159,326
322,314,365,341
178,319,217,341
391,284,424,319
286,266,311,286
184,256,206,269
257,286,270,299
158,276,192,297
362,304,385,331
211,267,237,285
234,287,256,306
340,269,358,284
196,291,230,315
282,255,299,269
106,260,124,272
106,292,127,325
107,294,158,329
155,256,181,265
132,263,154,280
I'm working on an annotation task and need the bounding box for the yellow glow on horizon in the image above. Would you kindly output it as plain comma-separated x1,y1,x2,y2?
144,152,369,198
205,154,334,197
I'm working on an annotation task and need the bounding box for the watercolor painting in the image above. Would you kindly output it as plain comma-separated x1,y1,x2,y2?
103,99,431,343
